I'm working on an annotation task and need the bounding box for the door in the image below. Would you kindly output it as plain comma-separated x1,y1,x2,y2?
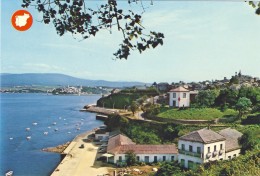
172,100,176,107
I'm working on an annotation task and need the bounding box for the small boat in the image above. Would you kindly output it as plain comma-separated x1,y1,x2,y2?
32,122,37,126
9,137,13,140
81,118,84,121
48,126,51,129
43,132,48,135
5,170,13,176
63,118,66,121
59,117,62,119
54,128,58,131
26,136,31,140
26,128,30,131
67,132,71,134
76,127,80,130
52,122,57,125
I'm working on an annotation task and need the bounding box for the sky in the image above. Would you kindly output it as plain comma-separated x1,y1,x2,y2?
1,0,260,83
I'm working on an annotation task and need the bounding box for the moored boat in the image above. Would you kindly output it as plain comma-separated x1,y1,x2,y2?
5,170,13,176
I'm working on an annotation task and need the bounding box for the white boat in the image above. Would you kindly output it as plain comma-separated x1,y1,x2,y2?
44,132,48,135
77,127,80,130
67,131,71,134
26,128,30,131
54,128,58,131
26,136,31,140
32,122,37,126
52,122,57,125
9,137,13,140
5,170,13,176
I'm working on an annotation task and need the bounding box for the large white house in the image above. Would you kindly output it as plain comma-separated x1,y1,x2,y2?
106,134,178,164
178,128,242,169
168,86,198,108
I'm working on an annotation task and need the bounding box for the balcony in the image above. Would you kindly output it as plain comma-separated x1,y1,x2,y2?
179,149,202,158
213,151,218,157
206,152,212,159
219,149,225,155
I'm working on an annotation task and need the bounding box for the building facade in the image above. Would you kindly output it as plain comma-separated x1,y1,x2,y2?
106,134,178,164
178,128,242,169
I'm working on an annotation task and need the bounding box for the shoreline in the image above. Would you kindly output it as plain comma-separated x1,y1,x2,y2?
50,128,111,176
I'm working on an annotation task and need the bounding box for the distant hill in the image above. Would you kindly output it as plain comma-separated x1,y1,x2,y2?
0,73,147,88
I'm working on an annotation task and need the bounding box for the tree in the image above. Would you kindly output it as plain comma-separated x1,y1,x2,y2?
248,1,260,15
21,0,164,59
239,130,258,154
125,150,137,166
194,90,218,108
236,97,252,119
130,101,138,115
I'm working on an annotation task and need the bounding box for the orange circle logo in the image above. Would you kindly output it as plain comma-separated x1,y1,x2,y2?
11,10,33,31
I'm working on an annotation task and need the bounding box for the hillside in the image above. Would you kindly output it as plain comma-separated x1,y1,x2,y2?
0,73,147,88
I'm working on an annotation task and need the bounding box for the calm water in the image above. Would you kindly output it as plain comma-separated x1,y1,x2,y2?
0,93,103,176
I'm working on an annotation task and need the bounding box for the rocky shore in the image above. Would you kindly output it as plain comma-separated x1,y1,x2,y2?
42,142,71,153
82,105,119,115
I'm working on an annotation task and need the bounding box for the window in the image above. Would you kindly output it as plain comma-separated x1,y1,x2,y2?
181,144,185,150
197,147,201,154
171,156,175,161
181,159,185,167
220,144,223,150
119,156,122,162
183,93,186,98
144,156,149,163
136,156,140,161
173,93,176,98
228,156,231,160
208,147,210,153
233,154,237,158
188,160,194,170
154,156,157,163
189,145,193,152
163,156,166,161
214,145,217,151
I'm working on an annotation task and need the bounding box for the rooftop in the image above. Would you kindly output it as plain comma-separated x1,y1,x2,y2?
218,128,242,152
169,86,190,92
179,128,226,144
107,134,177,155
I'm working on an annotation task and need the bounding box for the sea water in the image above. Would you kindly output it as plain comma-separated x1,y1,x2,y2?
0,93,103,176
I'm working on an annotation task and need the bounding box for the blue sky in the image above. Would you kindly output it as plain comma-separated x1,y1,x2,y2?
1,1,260,83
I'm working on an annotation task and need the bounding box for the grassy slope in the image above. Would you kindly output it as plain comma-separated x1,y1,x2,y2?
158,108,238,120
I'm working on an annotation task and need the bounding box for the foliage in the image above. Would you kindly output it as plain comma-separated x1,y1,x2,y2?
187,150,260,176
125,150,137,166
239,129,259,153
22,0,164,59
142,103,161,115
194,89,219,108
123,125,161,144
242,114,260,125
236,97,252,118
248,1,260,15
104,114,129,131
157,108,237,120
97,88,158,109
229,76,239,84
130,101,139,115
156,161,183,176
215,88,238,108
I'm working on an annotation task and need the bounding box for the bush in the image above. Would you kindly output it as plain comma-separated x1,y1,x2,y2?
242,114,260,125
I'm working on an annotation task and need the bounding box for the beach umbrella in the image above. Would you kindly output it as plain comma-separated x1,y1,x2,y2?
102,153,114,162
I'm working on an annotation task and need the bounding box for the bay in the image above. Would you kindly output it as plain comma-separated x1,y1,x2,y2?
0,93,103,176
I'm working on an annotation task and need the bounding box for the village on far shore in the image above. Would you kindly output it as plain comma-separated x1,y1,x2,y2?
48,71,259,176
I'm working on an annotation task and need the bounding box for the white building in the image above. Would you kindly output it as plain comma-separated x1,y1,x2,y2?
106,134,178,164
178,128,242,169
168,86,198,108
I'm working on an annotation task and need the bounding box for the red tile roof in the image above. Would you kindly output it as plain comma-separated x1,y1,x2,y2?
107,134,177,155
169,86,190,92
